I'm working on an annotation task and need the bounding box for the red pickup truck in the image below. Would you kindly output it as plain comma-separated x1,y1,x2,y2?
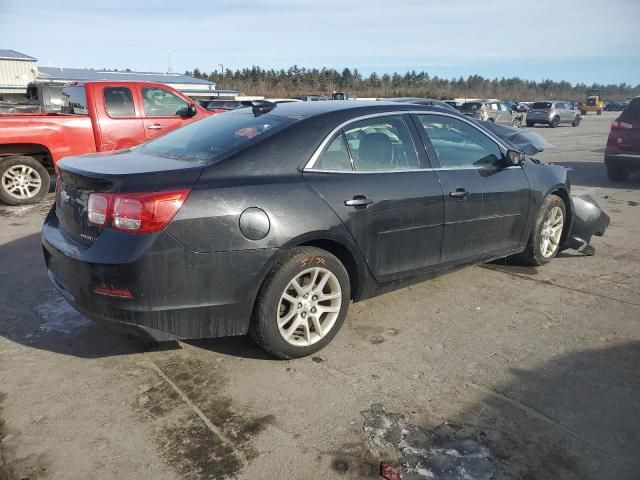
0,81,211,205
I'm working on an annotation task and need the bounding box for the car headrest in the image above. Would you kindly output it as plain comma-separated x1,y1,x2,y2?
358,132,393,168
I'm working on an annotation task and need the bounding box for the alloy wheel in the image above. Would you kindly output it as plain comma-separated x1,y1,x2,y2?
540,206,564,258
1,165,42,200
277,267,342,346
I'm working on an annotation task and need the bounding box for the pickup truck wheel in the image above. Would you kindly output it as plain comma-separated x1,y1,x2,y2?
249,247,351,359
0,156,50,206
516,194,566,266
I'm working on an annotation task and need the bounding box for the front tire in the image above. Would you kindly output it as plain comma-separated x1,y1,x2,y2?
249,247,351,359
607,165,629,182
526,121,534,127
572,115,581,127
0,156,50,206
597,109,602,116
517,194,566,266
512,116,522,128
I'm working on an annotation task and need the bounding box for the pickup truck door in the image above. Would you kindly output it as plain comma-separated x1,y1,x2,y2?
137,86,199,141
93,84,146,151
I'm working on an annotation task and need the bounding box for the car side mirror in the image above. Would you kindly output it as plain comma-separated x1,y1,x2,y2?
184,104,197,117
507,150,525,166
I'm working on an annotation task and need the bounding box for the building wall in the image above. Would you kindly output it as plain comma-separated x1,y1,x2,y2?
0,59,37,97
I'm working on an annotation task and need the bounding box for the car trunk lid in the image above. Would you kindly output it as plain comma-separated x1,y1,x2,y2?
55,150,205,246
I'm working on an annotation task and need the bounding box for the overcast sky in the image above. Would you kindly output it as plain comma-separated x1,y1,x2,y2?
1,0,639,85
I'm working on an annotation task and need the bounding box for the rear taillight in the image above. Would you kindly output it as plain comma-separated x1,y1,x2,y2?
88,193,110,226
543,109,552,113
611,120,633,129
87,190,190,233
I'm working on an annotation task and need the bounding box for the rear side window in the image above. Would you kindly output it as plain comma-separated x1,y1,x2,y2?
620,98,640,121
61,86,88,114
343,116,419,171
139,111,296,164
532,102,552,109
141,87,189,117
104,87,135,118
315,133,352,170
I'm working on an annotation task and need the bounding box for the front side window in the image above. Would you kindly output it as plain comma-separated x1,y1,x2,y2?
104,87,135,118
499,103,509,112
141,87,189,117
417,115,503,168
342,116,419,170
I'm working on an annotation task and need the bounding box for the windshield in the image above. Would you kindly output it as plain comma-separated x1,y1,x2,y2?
532,102,552,109
461,102,482,110
139,111,297,164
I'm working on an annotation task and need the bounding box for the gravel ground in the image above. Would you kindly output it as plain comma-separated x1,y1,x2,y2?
0,111,638,480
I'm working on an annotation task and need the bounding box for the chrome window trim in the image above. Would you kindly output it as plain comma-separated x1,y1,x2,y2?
304,165,522,175
303,110,513,172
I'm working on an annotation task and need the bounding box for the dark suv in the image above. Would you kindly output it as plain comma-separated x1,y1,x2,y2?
605,97,640,181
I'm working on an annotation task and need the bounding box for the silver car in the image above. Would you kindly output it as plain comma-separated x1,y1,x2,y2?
459,100,524,127
526,101,582,128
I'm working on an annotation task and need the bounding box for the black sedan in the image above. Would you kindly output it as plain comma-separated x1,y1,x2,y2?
43,101,608,358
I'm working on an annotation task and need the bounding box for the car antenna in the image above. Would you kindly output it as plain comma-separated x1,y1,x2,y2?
241,100,276,115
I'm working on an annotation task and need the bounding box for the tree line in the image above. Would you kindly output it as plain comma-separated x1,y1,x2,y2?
185,66,639,101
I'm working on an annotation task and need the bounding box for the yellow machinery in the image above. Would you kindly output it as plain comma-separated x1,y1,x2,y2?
579,89,604,115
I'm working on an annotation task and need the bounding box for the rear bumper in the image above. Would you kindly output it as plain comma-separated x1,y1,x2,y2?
526,113,552,124
42,210,277,340
605,153,640,171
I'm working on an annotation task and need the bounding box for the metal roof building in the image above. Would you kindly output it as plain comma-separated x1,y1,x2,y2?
1,49,238,102
37,67,238,100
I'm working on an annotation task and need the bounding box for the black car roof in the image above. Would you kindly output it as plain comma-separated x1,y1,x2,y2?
255,100,460,120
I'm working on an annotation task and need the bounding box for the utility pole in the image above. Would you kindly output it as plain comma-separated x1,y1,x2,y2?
218,64,224,89
167,49,172,73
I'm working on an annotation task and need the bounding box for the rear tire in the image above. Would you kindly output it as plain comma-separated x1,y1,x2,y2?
607,165,629,182
572,115,581,127
516,194,566,266
249,247,351,359
550,116,560,128
0,156,50,206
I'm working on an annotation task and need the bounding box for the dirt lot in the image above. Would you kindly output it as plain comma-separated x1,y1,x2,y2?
1,112,638,480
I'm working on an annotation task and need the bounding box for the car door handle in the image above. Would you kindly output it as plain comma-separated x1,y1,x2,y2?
449,188,469,200
147,124,165,130
345,196,373,207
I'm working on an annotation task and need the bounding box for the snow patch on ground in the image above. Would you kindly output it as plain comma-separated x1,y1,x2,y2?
35,297,89,334
362,404,494,480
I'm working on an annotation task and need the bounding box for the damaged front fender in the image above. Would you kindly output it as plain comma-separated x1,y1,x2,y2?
561,195,610,256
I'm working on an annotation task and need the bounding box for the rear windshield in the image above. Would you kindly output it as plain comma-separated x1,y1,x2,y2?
138,110,296,164
620,98,640,121
461,102,482,110
60,86,88,114
532,102,552,109
207,100,241,110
